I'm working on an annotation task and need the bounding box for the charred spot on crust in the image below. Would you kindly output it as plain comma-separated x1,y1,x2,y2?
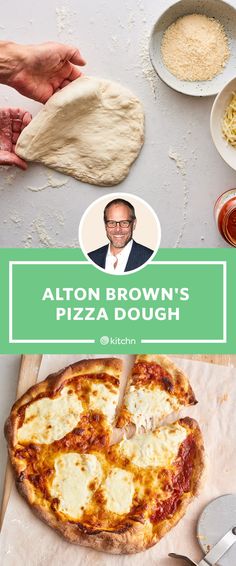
17,471,25,482
161,376,174,392
51,497,59,511
179,416,194,427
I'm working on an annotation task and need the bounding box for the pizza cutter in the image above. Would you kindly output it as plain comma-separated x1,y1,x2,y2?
168,494,236,566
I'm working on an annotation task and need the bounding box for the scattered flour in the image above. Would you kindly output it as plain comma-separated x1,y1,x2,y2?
53,211,65,226
29,218,56,247
0,166,10,172
168,148,186,176
22,211,66,248
27,184,49,192
55,5,76,37
140,31,159,100
23,233,33,248
5,172,17,185
168,147,189,247
128,12,136,29
9,213,22,225
122,0,159,99
27,174,68,192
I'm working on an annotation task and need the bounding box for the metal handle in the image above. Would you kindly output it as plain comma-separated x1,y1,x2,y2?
168,552,198,565
169,527,236,566
198,527,236,566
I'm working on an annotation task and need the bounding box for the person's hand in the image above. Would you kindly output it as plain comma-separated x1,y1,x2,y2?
0,108,32,169
1,41,86,103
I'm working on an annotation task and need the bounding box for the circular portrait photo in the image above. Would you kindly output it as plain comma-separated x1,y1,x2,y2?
79,192,161,275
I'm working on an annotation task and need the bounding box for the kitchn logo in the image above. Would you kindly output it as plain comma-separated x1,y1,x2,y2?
100,336,136,345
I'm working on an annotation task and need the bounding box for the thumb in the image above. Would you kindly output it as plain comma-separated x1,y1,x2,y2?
68,47,86,66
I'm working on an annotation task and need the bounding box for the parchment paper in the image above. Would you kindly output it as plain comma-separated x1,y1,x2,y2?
1,355,236,566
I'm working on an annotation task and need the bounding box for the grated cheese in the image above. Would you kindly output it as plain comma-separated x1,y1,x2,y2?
161,14,229,82
222,92,236,147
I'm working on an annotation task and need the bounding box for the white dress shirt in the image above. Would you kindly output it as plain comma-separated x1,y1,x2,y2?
105,240,133,274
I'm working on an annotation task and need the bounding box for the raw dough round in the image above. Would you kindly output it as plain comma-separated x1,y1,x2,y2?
16,77,144,187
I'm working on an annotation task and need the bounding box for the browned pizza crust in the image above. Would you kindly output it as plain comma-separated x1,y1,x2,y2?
5,357,205,555
12,478,154,554
116,354,197,429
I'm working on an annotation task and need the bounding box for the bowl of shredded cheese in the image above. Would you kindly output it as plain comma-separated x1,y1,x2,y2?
149,0,236,96
211,76,236,170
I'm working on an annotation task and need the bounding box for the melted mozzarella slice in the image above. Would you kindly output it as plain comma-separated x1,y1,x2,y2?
17,387,83,444
103,468,134,514
119,423,187,468
50,453,102,519
125,386,180,429
88,382,118,424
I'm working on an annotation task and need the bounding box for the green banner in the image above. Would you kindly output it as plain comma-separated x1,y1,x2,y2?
0,248,235,354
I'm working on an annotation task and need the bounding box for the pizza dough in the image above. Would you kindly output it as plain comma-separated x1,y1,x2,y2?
16,77,144,187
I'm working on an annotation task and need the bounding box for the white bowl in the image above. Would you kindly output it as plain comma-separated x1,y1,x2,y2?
210,76,236,170
149,0,236,97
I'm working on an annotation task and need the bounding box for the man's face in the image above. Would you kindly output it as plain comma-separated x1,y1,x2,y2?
105,204,136,250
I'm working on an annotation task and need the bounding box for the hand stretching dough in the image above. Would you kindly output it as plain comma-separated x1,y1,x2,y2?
16,77,144,187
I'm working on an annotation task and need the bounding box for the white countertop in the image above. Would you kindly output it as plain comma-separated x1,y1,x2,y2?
0,0,236,248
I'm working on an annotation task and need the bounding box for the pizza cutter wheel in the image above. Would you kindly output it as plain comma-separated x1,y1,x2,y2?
169,494,236,565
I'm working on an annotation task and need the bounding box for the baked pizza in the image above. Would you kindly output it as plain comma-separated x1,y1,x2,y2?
5,356,205,554
117,354,197,430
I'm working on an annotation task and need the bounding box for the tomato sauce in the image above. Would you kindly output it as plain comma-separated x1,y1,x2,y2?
151,434,196,523
132,362,174,392
215,189,236,246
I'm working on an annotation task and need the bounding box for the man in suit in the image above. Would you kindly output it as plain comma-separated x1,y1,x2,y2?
88,198,154,273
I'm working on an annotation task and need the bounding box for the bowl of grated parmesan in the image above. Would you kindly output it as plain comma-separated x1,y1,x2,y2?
149,0,236,96
211,76,236,170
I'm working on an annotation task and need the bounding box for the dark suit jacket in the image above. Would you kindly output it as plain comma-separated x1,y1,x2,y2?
88,240,154,272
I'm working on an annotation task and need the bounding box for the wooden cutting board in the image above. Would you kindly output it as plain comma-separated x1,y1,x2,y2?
1,354,235,528
0,354,42,528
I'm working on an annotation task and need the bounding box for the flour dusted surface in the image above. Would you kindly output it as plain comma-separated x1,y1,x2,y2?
161,14,229,82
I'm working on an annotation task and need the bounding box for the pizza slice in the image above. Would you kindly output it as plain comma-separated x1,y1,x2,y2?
116,354,197,430
6,357,122,466
107,416,204,551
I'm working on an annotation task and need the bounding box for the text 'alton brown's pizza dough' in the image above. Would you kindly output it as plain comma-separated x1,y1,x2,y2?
16,77,145,187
